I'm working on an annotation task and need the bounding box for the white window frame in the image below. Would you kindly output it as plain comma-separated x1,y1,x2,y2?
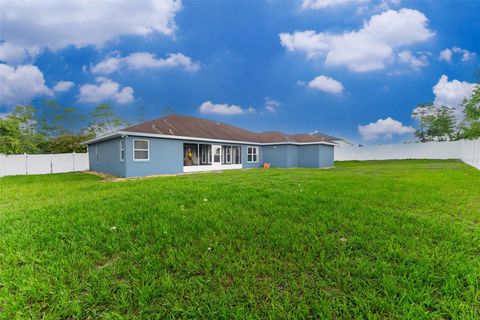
247,146,259,163
224,145,232,164
133,139,150,161
119,140,125,161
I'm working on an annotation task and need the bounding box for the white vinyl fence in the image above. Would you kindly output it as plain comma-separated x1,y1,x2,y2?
335,140,480,170
0,153,89,177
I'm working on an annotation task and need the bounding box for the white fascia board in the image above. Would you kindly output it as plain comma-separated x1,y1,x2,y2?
83,130,336,146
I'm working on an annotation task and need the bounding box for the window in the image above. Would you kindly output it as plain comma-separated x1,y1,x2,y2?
200,144,212,165
133,139,149,161
119,140,125,161
247,146,259,163
184,143,199,166
222,145,232,164
232,146,242,164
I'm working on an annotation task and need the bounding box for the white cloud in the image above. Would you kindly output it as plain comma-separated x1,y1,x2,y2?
433,75,475,119
125,52,200,71
397,50,428,69
198,101,255,115
78,77,134,104
306,75,344,94
0,42,30,64
90,57,123,75
358,117,415,140
0,0,182,55
439,48,453,62
439,47,476,62
264,97,281,112
279,8,434,72
0,64,52,107
301,0,368,9
52,80,74,92
91,52,199,74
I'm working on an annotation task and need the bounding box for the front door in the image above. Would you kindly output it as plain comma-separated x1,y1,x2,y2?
212,145,222,168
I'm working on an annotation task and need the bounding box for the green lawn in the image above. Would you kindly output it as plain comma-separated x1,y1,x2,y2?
1,160,479,319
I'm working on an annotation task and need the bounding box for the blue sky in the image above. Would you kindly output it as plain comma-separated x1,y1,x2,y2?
0,0,479,144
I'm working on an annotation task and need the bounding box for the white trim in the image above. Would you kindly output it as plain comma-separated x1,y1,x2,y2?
247,146,259,163
119,140,125,161
133,139,150,161
83,131,337,146
183,164,242,173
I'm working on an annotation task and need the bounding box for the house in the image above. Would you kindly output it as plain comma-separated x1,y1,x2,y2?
83,114,337,177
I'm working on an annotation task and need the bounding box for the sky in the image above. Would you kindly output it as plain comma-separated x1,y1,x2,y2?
0,0,479,144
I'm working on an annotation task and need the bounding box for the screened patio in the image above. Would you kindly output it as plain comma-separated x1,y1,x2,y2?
183,143,242,172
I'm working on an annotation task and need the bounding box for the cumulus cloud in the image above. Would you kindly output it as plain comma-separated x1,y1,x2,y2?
91,52,200,74
358,117,415,140
305,75,344,94
0,42,31,65
439,47,476,62
52,80,74,92
397,50,428,69
0,64,52,107
78,77,134,104
433,75,475,119
264,97,281,112
0,0,181,55
199,101,255,115
279,8,434,72
301,0,368,9
90,57,123,75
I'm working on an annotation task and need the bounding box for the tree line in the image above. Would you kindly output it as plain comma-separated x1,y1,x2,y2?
0,102,130,154
411,83,480,142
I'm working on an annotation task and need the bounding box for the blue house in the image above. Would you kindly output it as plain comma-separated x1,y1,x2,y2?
83,114,336,177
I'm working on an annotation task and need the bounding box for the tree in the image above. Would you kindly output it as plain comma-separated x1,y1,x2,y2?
462,84,480,139
85,104,130,136
412,103,457,142
0,105,48,154
39,100,85,137
40,134,93,153
412,103,434,142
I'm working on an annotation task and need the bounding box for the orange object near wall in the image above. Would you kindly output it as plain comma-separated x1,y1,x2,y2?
263,163,270,168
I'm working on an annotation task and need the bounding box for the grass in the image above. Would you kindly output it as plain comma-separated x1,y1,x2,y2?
0,160,479,319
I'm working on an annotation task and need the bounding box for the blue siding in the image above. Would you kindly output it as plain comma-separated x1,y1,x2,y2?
298,145,334,168
242,145,263,169
286,145,299,167
262,145,287,167
88,135,334,177
89,138,126,177
125,137,183,177
262,145,298,168
318,144,334,167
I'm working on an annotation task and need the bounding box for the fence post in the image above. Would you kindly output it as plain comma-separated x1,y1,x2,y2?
0,154,4,178
24,153,28,175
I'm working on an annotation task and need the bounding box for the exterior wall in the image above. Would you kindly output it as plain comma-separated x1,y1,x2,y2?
262,145,299,168
242,144,263,169
263,145,288,167
88,135,334,177
286,145,299,167
318,144,334,167
124,137,263,176
89,138,126,177
263,144,332,168
298,144,334,168
125,137,183,177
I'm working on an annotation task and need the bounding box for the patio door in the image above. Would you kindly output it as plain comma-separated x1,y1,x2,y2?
212,145,222,168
